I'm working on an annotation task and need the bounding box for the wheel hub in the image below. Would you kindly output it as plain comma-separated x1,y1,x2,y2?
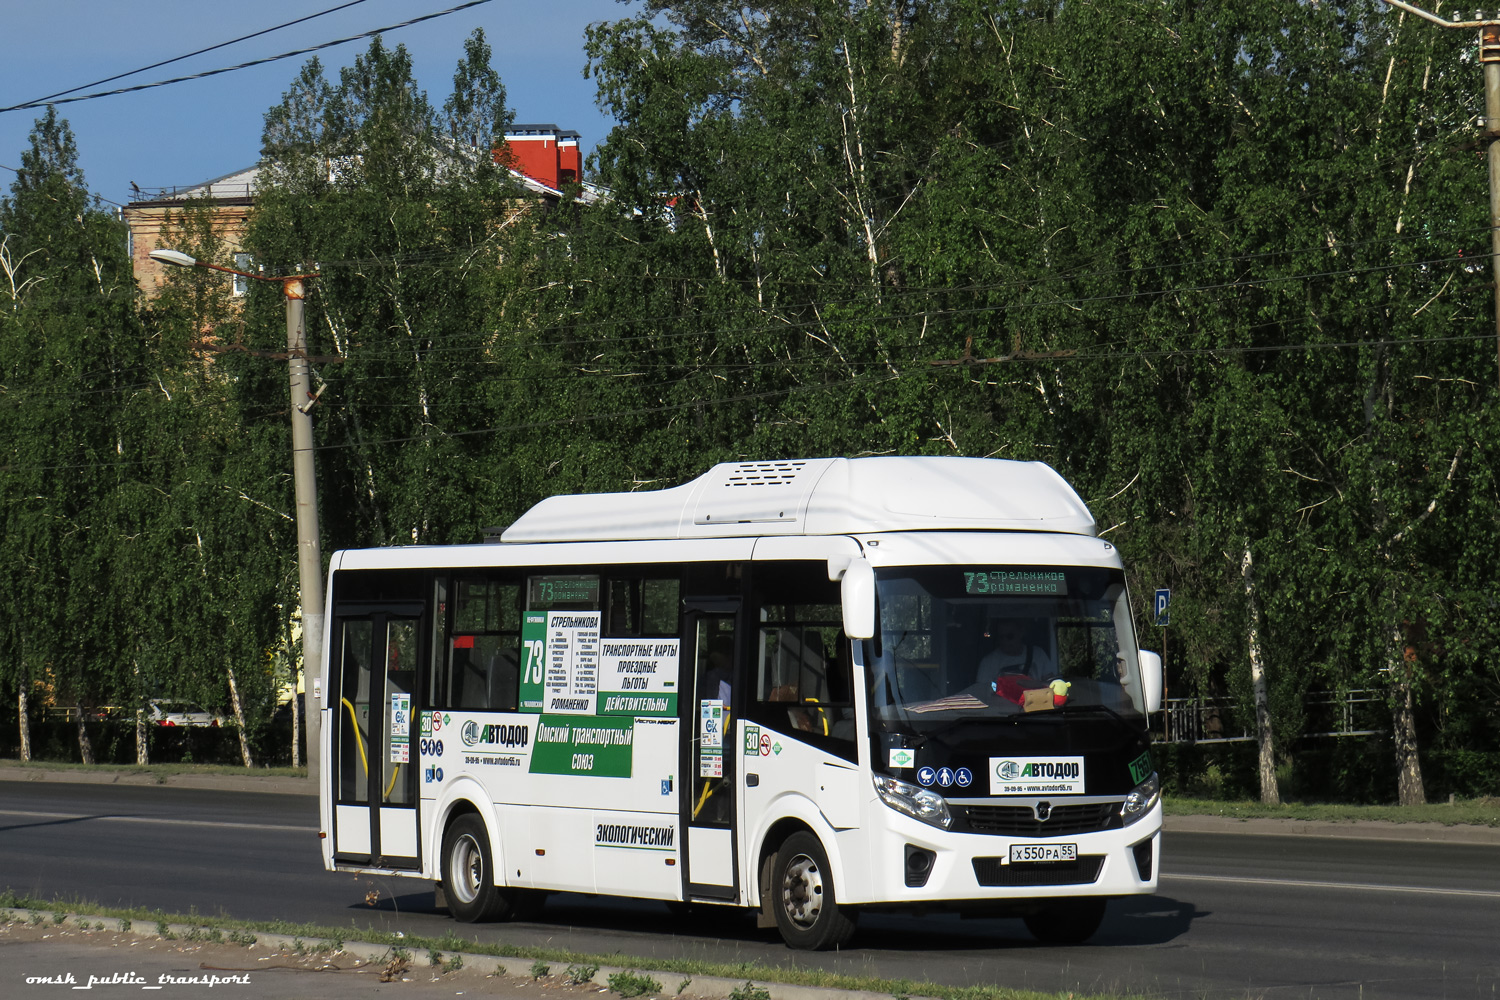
780,853,824,928
451,834,482,904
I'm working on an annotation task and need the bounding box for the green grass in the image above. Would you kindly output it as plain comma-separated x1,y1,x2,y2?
1164,795,1500,826
0,895,1152,1000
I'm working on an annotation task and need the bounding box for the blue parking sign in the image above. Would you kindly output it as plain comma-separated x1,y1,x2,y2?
1154,589,1170,627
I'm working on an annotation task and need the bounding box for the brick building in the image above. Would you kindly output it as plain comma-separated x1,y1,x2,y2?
125,127,591,299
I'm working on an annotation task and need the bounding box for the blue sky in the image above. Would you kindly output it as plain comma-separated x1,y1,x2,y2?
0,0,634,207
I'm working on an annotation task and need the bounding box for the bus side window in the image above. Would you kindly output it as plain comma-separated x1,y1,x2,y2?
444,577,521,711
746,561,856,757
606,575,681,637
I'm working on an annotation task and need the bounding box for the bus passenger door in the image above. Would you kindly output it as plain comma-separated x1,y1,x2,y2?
683,608,739,900
331,603,424,870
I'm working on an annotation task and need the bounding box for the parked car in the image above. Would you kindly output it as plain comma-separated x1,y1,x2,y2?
147,700,225,727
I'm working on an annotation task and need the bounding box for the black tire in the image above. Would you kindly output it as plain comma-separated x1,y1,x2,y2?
769,831,857,950
441,814,507,922
1022,898,1107,945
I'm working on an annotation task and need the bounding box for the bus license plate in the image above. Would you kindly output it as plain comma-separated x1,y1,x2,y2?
1010,843,1077,863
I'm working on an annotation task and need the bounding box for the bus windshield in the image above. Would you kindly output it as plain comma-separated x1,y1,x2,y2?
870,566,1145,724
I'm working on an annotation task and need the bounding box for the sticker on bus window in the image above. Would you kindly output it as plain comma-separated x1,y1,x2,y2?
598,639,680,716
390,693,410,738
519,613,547,712
699,701,724,749
700,747,722,778
527,611,601,715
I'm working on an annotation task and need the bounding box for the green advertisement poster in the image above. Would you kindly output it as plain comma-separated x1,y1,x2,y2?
528,714,634,777
519,613,547,712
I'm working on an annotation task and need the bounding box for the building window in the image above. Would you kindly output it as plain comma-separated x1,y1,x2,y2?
232,253,251,296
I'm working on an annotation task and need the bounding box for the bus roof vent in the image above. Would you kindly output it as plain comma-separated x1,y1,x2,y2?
721,460,809,488
691,459,832,528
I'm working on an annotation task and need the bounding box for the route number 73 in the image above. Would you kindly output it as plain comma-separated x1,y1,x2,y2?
522,639,546,684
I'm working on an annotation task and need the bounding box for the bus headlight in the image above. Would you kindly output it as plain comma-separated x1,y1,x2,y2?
873,774,951,829
1120,773,1160,825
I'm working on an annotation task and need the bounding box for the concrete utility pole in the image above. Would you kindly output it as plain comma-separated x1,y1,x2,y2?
149,249,324,790
1382,1,1500,390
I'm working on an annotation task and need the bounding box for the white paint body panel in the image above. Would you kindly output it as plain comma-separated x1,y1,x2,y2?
687,827,734,887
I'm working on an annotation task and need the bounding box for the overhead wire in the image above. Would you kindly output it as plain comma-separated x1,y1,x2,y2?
2,309,1491,474
0,0,376,113
0,245,1486,410
0,0,496,113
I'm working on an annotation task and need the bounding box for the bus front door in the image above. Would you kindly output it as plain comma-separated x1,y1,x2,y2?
332,603,424,870
684,609,739,900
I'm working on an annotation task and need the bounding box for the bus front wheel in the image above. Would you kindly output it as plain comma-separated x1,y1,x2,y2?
770,831,856,950
441,814,506,922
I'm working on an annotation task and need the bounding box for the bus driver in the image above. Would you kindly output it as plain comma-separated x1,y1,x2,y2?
977,616,1056,680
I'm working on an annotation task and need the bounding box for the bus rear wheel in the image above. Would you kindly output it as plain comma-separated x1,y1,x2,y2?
770,831,856,950
441,814,507,922
1022,898,1107,944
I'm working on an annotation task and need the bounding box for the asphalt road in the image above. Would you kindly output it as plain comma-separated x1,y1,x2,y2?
1,780,1497,999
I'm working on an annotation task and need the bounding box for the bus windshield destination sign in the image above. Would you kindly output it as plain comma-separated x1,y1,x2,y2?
963,569,1069,596
529,575,600,608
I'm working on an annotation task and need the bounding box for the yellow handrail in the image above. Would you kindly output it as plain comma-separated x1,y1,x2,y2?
805,697,829,735
341,698,368,775
339,697,402,799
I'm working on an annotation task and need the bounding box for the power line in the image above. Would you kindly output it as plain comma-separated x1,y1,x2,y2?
0,0,376,113
0,0,496,114
0,251,1483,410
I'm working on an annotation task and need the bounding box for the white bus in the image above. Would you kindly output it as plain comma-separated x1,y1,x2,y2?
318,456,1163,949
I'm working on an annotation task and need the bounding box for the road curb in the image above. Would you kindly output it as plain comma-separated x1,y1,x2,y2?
0,765,311,796
0,907,923,1000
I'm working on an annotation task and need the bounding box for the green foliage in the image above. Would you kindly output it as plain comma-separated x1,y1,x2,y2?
609,970,661,997
529,960,551,979
566,963,601,985
729,982,771,1000
2,4,1498,798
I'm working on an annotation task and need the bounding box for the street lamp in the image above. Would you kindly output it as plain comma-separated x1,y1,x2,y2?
1382,1,1500,389
149,248,324,789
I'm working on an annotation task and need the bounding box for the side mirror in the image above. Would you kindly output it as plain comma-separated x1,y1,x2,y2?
840,558,876,640
1138,650,1163,713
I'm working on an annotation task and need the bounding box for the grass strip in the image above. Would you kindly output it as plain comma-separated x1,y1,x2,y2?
0,759,306,780
1163,795,1500,826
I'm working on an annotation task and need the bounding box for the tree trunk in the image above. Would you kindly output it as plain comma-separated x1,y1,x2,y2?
1241,543,1280,805
226,662,254,768
74,699,95,765
18,683,31,762
133,660,148,765
291,665,302,770
1364,348,1426,806
1390,620,1426,806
